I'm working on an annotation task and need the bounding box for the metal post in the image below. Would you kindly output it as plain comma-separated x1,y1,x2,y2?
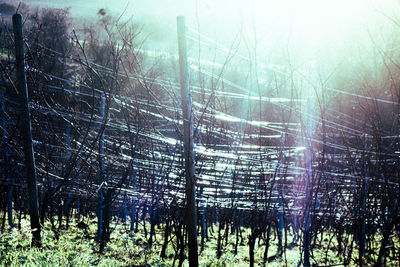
200,186,206,250
65,122,72,227
177,16,199,266
278,132,286,255
303,96,313,267
130,159,137,234
97,93,106,242
360,134,368,257
13,13,41,247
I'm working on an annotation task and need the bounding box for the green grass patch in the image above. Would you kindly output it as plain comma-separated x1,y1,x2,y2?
0,215,399,266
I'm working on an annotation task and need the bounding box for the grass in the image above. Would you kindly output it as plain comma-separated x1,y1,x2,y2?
0,214,399,266
0,49,13,61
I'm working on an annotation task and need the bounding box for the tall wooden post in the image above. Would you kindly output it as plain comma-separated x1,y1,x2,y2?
13,13,41,247
177,16,199,266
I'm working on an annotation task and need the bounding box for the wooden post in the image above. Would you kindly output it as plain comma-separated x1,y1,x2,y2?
13,13,41,247
1,93,13,228
177,16,199,266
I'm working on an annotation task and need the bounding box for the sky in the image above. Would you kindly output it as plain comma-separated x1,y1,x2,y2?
24,0,400,94
25,0,400,52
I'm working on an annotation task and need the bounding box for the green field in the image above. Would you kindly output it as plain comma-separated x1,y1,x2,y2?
1,214,398,266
